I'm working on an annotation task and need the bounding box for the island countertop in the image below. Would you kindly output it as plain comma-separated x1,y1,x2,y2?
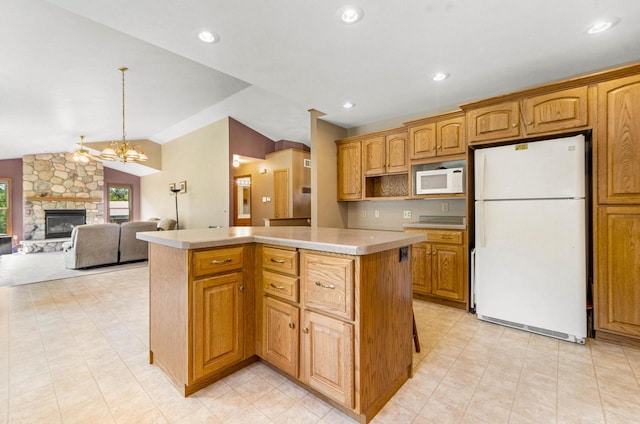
138,226,426,255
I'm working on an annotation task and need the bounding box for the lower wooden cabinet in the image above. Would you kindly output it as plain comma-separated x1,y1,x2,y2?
263,296,299,377
596,206,640,340
301,310,354,408
192,272,245,380
407,229,467,309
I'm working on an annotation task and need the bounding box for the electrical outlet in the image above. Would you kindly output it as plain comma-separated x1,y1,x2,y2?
441,202,449,212
361,210,367,218
403,210,412,219
374,210,380,218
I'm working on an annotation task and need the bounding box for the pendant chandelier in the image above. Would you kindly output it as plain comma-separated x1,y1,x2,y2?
100,67,148,163
72,135,91,163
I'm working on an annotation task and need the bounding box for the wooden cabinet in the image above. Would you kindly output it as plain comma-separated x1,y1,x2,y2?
597,74,640,204
193,271,244,380
406,229,467,309
407,113,466,160
466,87,589,144
596,206,640,339
263,296,299,377
301,310,354,408
363,131,408,175
148,243,254,396
336,140,362,201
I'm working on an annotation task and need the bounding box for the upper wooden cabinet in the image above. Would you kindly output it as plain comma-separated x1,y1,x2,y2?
407,113,466,160
363,131,408,175
523,86,588,135
466,87,589,144
336,139,362,201
597,74,640,204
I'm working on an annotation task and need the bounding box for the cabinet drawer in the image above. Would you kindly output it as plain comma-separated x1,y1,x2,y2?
193,246,243,278
262,246,299,276
302,253,354,321
406,229,463,245
263,270,299,302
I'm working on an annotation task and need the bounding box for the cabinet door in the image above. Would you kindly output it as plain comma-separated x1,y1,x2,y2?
431,244,464,301
274,168,290,218
410,242,432,295
302,252,354,321
597,75,640,204
263,297,299,377
596,206,640,338
467,101,520,143
193,272,244,380
409,122,437,160
386,132,408,173
523,86,588,135
437,115,466,156
301,310,354,408
363,136,386,175
337,141,362,200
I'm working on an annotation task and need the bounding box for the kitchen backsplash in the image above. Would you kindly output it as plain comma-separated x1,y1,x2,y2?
347,198,466,231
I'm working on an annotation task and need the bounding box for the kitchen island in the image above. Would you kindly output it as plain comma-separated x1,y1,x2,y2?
138,226,426,423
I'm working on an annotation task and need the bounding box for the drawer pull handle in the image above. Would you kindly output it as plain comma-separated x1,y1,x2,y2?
302,327,309,333
211,258,232,264
288,322,295,329
270,258,286,264
270,283,286,290
315,281,336,289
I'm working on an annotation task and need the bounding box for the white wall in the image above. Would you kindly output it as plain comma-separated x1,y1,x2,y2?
347,198,466,231
141,118,230,229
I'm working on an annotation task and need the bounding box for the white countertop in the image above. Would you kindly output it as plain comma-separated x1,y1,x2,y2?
137,226,426,255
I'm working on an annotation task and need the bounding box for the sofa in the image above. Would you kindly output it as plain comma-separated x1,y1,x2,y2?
63,221,158,269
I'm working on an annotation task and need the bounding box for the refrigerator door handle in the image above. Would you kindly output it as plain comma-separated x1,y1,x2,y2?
470,248,476,311
477,201,486,247
476,151,486,200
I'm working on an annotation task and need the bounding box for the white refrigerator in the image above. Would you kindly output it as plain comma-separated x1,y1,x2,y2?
473,134,587,343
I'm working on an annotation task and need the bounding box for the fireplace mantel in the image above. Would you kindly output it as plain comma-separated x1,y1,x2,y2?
26,196,102,202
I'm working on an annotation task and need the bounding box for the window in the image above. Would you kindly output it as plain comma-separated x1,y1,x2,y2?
107,184,132,224
0,178,10,235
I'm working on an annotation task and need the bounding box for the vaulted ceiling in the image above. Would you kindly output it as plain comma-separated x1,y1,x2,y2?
2,0,639,175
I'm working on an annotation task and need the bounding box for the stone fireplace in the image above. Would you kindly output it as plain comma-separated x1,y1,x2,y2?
44,209,86,239
22,153,104,251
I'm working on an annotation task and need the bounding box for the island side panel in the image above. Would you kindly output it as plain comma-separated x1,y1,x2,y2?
358,246,413,420
149,242,190,393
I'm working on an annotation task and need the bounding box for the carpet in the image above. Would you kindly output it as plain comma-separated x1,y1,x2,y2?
0,251,148,287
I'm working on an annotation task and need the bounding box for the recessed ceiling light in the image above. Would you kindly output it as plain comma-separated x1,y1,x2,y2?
432,72,449,81
587,20,616,34
198,31,219,43
342,102,355,109
339,6,364,24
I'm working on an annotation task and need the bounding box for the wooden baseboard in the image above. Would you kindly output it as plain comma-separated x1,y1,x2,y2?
595,330,640,348
412,292,466,310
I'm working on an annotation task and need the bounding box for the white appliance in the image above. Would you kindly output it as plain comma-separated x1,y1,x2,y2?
473,134,587,344
415,167,464,195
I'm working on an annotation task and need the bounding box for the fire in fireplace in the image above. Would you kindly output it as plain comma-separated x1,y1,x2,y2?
45,210,86,239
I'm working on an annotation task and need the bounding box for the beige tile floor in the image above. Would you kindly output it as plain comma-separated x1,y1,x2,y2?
1,267,639,424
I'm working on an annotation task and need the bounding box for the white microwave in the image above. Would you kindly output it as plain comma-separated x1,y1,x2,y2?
415,167,464,195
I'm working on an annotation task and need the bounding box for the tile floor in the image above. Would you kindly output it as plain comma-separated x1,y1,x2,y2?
1,266,639,423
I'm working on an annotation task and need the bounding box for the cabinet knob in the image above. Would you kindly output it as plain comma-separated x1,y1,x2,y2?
511,123,518,128
239,285,245,292
302,327,309,333
288,322,295,329
438,146,442,150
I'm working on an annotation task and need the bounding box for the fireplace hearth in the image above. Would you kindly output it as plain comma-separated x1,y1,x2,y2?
45,210,86,239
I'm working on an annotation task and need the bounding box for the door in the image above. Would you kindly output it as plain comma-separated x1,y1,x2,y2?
302,310,354,408
432,244,464,300
386,132,408,173
410,242,432,295
596,206,640,337
475,199,586,338
363,136,386,175
193,272,244,380
437,115,466,156
233,175,251,226
337,141,362,200
263,297,299,377
107,184,132,224
468,101,521,143
409,123,436,160
273,168,289,218
475,135,585,200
